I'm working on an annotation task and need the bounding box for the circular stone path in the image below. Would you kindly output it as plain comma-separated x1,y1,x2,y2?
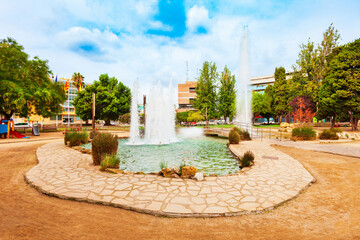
25,141,315,217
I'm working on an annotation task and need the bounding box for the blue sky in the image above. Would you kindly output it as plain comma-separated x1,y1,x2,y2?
1,0,360,93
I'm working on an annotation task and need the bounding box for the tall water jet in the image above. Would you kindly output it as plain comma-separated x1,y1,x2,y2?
129,80,140,144
236,26,252,124
144,81,177,144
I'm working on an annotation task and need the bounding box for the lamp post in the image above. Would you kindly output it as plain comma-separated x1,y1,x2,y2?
92,92,95,130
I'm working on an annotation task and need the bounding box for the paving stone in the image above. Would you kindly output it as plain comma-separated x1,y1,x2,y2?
163,204,192,213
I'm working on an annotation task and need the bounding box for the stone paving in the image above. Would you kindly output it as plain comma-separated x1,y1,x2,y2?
25,141,315,217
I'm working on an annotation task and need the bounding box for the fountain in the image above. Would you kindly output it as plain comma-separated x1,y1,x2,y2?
235,26,252,124
128,80,177,145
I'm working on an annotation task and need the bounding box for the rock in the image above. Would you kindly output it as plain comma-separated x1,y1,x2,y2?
105,168,124,174
135,171,145,175
181,166,197,179
123,171,134,175
72,146,83,151
170,173,180,178
161,168,176,178
280,122,289,128
194,172,204,181
81,149,92,154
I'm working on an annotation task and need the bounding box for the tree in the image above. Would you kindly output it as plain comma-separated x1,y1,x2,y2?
218,66,236,123
71,72,84,91
73,74,131,125
318,39,360,130
252,92,272,124
192,61,218,125
273,67,291,122
291,24,340,103
176,111,191,124
0,37,65,120
289,95,316,123
187,111,204,122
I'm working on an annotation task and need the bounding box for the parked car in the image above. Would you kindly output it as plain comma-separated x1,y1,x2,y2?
14,122,32,128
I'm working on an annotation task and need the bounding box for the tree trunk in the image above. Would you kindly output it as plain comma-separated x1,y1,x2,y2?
331,114,336,128
105,119,111,126
85,119,89,125
205,107,208,126
355,117,359,131
4,111,13,120
267,118,270,125
279,115,282,123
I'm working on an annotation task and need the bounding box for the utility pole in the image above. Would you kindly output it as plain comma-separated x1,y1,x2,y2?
92,92,95,130
143,95,146,124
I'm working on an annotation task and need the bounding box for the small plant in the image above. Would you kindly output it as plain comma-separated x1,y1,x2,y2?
346,133,349,138
331,128,342,133
241,151,254,168
64,128,76,145
291,126,316,141
319,129,339,140
233,127,251,140
228,128,240,144
92,132,118,165
179,161,186,176
139,126,145,137
90,130,98,139
67,131,88,147
159,160,168,170
100,154,120,171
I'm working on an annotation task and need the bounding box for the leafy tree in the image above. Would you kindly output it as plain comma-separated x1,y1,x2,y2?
71,72,84,91
273,67,291,122
0,37,65,120
73,74,131,125
289,95,316,123
218,66,236,123
187,111,204,122
192,61,218,124
252,92,272,124
291,24,340,103
176,111,191,123
318,39,360,130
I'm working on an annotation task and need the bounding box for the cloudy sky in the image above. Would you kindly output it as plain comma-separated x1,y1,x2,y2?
1,0,360,93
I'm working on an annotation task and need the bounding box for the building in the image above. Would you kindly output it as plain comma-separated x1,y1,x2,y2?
53,78,86,123
250,72,293,93
177,81,197,112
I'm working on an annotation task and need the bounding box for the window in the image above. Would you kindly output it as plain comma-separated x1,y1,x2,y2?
189,87,196,93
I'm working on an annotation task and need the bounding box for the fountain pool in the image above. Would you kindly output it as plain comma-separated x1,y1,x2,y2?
84,135,239,176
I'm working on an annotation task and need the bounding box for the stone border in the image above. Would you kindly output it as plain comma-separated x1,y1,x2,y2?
25,141,315,218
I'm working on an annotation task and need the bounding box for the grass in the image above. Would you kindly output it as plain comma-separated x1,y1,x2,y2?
253,124,280,128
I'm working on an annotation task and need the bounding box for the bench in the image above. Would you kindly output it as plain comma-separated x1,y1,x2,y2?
42,126,58,132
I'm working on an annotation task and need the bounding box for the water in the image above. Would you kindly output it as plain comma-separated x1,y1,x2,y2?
128,80,177,145
84,135,239,176
236,26,252,124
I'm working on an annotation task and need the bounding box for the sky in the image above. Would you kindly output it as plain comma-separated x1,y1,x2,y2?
1,0,360,94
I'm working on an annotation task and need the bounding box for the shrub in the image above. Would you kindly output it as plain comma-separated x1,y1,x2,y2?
233,127,252,140
291,126,316,140
92,132,118,165
100,154,120,171
159,160,168,170
330,128,342,133
69,131,89,147
64,128,76,145
241,151,254,168
228,128,240,144
89,130,98,139
319,129,339,140
119,113,131,124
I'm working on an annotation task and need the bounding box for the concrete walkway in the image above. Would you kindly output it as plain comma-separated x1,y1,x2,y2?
25,141,314,217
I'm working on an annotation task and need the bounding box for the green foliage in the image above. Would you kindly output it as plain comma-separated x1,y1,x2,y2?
92,132,118,165
228,128,240,144
71,72,84,91
179,161,186,176
176,111,190,123
187,111,204,122
89,130,98,139
64,128,77,145
192,61,218,121
291,126,316,140
100,154,120,171
318,38,360,130
319,129,339,140
119,112,131,124
0,38,66,119
68,131,89,147
241,151,254,168
73,74,131,124
273,67,291,121
159,160,168,170
252,92,272,123
330,128,342,133
218,66,236,123
233,127,252,140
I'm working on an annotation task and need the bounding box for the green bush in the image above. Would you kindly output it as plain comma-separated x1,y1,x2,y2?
319,129,339,140
330,128,342,133
119,113,131,124
64,128,76,145
241,151,254,168
68,131,89,147
92,132,119,165
234,127,252,140
228,128,240,144
292,126,316,140
100,154,120,171
89,130,98,139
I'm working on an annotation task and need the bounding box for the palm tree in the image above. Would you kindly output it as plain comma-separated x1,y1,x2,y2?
71,72,84,91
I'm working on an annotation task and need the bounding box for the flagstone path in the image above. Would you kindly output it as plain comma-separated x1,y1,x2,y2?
25,141,315,217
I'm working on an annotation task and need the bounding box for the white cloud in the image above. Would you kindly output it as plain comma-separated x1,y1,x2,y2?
186,5,211,32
